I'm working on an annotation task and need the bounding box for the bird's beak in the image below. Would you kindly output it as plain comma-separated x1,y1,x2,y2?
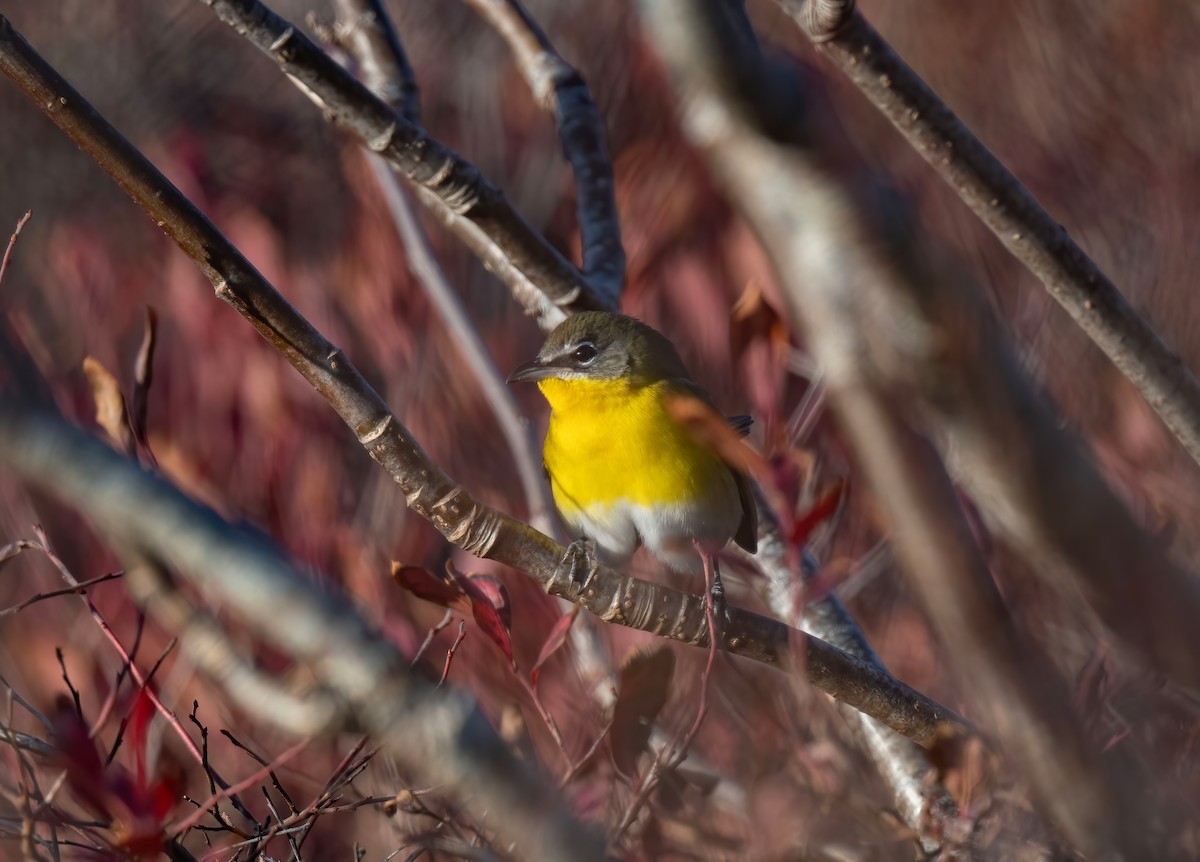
506,358,557,383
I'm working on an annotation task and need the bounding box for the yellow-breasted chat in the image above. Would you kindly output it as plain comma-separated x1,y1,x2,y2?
508,311,756,580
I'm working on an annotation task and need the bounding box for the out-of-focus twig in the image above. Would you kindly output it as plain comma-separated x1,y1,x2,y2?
462,0,624,306
0,408,607,862
196,0,616,329
774,10,1200,698
781,0,1200,470
0,724,55,759
123,560,340,736
640,2,1167,859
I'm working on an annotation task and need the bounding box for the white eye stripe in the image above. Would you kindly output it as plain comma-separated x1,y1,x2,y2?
571,342,599,364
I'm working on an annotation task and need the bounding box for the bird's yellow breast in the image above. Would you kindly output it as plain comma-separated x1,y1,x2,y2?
538,377,727,517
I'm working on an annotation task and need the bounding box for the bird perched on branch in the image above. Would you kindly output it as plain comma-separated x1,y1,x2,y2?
508,311,756,586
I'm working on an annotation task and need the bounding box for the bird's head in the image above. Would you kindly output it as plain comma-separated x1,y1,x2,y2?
507,311,689,388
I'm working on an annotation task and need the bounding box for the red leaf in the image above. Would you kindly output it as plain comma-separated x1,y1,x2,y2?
790,479,845,547
129,685,156,788
391,562,471,615
609,646,675,777
460,571,516,670
531,606,580,689
393,562,516,669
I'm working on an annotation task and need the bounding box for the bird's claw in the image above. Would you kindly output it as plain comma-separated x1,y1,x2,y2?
559,537,598,589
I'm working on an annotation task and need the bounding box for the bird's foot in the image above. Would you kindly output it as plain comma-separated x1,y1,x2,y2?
695,545,726,647
706,562,727,626
559,537,598,589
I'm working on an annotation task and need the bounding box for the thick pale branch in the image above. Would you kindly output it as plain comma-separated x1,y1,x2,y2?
0,407,605,862
196,0,615,326
780,0,1200,468
0,16,962,746
463,0,625,305
640,2,1164,858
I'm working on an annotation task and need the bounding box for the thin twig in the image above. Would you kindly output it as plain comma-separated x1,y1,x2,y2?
437,622,468,687
167,739,310,836
0,209,31,287
1,410,607,862
25,529,257,830
0,571,124,618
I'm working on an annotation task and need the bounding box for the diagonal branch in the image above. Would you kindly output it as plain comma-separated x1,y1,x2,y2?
462,0,625,306
0,14,963,747
780,0,1200,469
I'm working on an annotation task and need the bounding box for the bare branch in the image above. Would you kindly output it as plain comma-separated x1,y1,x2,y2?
329,0,420,124
195,0,615,328
779,0,1200,468
0,724,55,759
639,2,1174,858
0,16,966,747
463,0,625,305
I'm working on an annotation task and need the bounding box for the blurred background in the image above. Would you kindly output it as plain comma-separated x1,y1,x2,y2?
1,0,1199,858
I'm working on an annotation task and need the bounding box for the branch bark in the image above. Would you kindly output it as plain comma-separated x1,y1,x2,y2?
780,0,1200,469
0,14,964,747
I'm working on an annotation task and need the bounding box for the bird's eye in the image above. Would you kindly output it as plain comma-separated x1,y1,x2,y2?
572,343,598,365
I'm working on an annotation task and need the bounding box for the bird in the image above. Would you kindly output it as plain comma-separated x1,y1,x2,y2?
507,311,757,582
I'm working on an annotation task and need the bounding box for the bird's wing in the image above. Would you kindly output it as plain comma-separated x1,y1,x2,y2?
667,379,758,554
